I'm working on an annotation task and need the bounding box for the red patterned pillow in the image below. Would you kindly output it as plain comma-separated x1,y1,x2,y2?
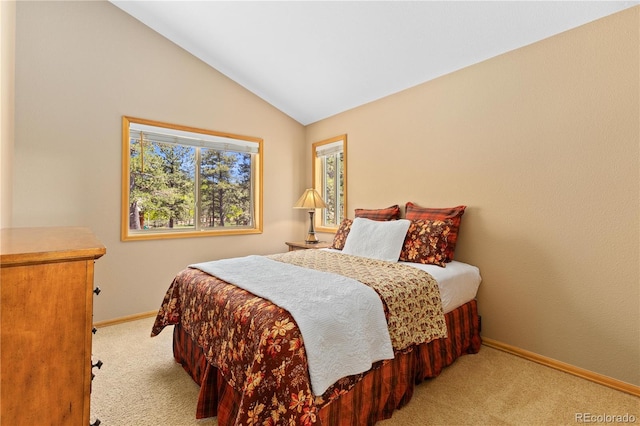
331,218,353,250
404,203,466,262
399,219,451,267
354,205,401,221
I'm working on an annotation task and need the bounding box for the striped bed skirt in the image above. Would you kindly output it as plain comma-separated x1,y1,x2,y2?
172,298,481,425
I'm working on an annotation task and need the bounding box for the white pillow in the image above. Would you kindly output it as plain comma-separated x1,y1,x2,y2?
342,218,410,262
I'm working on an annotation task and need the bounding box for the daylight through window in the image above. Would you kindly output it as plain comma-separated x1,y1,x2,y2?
122,117,262,240
313,135,347,231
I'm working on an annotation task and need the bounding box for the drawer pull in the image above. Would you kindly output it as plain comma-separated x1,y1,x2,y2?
93,286,101,295
92,327,98,334
92,359,103,381
90,419,101,426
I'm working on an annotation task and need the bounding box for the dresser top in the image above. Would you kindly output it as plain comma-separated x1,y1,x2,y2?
1,227,106,266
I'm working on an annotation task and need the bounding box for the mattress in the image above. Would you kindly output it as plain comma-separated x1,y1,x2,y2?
323,249,481,313
404,260,481,313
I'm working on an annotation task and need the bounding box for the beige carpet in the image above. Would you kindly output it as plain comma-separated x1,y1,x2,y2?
90,317,639,425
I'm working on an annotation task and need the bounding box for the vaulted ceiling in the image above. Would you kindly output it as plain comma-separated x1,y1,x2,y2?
111,1,638,125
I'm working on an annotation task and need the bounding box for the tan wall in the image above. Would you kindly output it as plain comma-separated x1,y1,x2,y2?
13,1,307,322
308,7,640,386
1,1,15,228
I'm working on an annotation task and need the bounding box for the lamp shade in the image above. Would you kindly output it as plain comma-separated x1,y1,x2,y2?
293,188,327,209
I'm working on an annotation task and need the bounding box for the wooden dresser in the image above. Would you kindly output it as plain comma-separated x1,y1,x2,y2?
0,227,106,425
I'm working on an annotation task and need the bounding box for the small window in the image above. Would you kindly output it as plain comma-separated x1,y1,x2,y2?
312,135,347,232
121,116,262,241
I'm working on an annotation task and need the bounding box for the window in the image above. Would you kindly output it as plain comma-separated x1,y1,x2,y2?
121,116,262,241
312,135,347,232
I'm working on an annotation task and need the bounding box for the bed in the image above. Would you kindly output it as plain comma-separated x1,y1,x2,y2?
151,207,482,425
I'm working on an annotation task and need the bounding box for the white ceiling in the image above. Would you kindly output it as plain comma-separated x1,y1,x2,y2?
111,1,638,125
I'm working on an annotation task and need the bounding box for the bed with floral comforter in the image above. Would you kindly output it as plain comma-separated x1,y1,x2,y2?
151,249,481,425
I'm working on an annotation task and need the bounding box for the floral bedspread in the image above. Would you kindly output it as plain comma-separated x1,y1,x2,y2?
151,250,446,425
267,250,446,349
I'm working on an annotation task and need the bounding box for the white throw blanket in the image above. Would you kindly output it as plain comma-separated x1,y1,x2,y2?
190,255,394,396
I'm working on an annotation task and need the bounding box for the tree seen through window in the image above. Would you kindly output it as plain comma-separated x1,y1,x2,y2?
122,116,262,240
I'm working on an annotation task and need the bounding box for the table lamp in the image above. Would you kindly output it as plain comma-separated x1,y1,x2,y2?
293,188,327,243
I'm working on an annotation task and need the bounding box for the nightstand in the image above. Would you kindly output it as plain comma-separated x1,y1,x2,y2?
285,241,332,251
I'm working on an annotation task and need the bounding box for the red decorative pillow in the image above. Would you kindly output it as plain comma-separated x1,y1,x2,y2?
404,203,466,262
399,219,451,267
354,205,401,221
331,218,353,250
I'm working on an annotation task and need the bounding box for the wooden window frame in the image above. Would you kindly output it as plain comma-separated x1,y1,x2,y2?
121,116,263,241
312,134,347,233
